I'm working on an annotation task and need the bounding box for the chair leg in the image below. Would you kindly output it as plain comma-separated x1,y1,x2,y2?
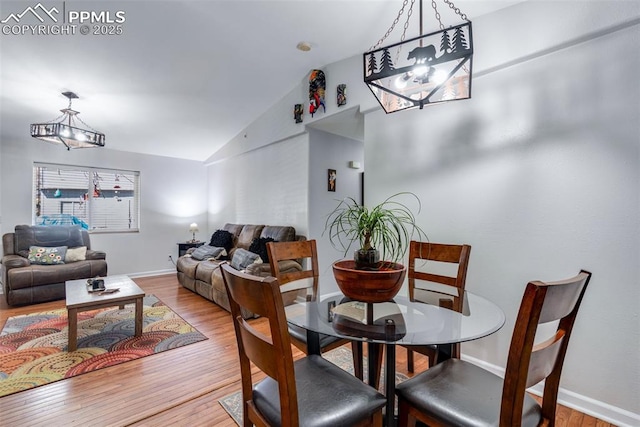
368,342,384,389
397,397,417,427
351,341,363,380
407,348,415,372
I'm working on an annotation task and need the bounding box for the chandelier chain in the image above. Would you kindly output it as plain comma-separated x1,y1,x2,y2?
400,0,415,42
395,0,415,62
74,114,101,133
370,0,411,51
442,0,468,21
370,0,468,51
45,113,67,124
431,0,444,30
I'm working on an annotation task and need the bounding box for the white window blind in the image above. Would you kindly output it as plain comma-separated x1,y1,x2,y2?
33,163,140,233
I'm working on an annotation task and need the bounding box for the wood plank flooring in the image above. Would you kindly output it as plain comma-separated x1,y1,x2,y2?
0,274,614,426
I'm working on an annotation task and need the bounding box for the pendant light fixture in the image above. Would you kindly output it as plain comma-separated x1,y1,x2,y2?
30,91,105,150
363,0,473,113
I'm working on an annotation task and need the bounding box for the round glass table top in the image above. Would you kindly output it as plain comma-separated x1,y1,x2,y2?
284,285,505,346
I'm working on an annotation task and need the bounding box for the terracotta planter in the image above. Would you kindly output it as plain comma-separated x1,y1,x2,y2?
332,260,407,303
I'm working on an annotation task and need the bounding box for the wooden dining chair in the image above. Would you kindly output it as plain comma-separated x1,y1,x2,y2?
221,263,386,427
266,239,363,379
404,240,472,371
395,270,592,427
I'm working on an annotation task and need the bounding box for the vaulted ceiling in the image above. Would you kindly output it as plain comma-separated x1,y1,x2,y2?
0,1,524,161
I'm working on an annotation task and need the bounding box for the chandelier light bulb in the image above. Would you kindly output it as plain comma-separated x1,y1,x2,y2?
432,70,449,85
413,65,428,76
395,73,411,89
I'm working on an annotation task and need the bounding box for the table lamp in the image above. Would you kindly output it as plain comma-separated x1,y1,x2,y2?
189,223,198,242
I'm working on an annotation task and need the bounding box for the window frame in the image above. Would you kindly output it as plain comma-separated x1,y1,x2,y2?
33,162,140,234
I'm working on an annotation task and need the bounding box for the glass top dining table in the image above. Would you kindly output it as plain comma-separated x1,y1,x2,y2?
282,278,506,426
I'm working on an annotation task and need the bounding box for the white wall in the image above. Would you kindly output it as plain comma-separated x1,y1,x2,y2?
366,13,639,424
308,127,364,284
207,133,310,236
206,2,640,424
0,137,208,276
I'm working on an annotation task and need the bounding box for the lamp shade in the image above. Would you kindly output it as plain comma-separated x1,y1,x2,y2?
189,223,198,233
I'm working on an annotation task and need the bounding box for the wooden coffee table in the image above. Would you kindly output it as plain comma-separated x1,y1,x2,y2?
65,275,145,352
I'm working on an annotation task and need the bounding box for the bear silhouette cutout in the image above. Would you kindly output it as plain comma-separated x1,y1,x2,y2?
407,45,437,64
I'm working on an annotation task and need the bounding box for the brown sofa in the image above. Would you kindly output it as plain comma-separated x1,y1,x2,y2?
1,225,107,306
176,223,304,318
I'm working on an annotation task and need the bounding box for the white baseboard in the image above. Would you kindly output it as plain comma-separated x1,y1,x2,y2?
126,269,175,278
462,354,640,427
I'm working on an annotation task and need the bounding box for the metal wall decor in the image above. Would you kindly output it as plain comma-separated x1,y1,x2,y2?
30,91,105,149
337,84,347,106
363,0,473,113
294,104,304,123
309,69,326,117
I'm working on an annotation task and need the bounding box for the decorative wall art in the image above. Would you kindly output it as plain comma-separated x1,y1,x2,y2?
294,104,303,123
328,169,336,192
337,84,347,106
309,69,326,117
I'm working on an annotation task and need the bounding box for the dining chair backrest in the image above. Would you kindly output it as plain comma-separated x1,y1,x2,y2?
395,270,592,427
403,241,472,368
220,263,299,426
501,270,592,426
408,240,472,295
266,238,364,379
267,239,319,285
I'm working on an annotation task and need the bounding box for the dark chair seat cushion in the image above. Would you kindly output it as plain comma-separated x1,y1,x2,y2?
395,358,542,427
254,354,386,427
287,323,343,349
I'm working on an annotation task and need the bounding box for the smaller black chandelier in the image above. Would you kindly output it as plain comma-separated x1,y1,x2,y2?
30,91,105,150
364,0,473,113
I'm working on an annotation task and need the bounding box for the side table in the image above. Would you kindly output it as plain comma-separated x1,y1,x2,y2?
178,241,204,257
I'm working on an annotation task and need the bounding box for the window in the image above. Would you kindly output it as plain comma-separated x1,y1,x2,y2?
33,163,140,233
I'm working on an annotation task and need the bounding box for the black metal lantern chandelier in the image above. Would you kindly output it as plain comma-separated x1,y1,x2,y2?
30,91,105,150
364,0,473,113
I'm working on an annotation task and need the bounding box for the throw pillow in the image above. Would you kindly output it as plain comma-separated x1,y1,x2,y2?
209,229,234,253
248,237,275,263
28,246,67,265
65,246,87,262
231,248,263,271
191,245,227,261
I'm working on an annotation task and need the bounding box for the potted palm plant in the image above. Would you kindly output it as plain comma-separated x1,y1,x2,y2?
324,192,427,302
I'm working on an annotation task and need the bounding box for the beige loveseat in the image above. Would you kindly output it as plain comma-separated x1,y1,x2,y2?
176,223,304,318
1,225,107,306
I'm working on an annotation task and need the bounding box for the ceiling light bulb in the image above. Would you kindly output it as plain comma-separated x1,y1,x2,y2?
60,128,71,137
76,132,87,141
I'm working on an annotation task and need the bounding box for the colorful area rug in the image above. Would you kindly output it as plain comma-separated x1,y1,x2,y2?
219,346,408,425
0,295,207,398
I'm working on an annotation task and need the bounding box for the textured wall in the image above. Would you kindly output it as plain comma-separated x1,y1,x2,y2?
365,12,639,421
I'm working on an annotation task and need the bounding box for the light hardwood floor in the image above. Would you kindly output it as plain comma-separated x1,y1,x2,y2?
0,274,613,426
